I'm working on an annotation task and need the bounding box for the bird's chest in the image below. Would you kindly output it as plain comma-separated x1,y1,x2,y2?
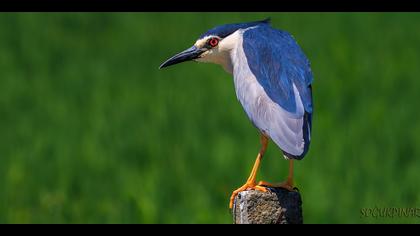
233,61,272,133
234,71,262,108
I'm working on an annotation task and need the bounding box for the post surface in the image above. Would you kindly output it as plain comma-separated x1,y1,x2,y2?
232,188,303,224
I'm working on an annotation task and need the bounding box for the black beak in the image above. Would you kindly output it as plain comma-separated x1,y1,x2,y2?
159,46,204,69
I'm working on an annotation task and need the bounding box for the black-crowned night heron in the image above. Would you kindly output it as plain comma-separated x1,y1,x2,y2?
159,18,313,209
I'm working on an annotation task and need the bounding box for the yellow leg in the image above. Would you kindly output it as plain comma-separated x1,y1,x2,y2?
257,159,295,191
229,134,269,209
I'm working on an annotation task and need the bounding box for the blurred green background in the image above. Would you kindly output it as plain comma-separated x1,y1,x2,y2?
0,13,419,224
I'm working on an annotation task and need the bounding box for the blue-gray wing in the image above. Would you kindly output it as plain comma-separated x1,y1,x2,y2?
242,25,313,159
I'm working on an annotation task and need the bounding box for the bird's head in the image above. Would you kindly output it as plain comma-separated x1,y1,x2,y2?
159,18,271,72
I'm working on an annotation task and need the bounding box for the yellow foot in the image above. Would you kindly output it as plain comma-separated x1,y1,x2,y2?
229,182,267,209
257,180,295,192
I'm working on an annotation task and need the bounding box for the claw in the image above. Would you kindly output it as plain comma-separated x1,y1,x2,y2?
229,182,267,209
257,180,295,192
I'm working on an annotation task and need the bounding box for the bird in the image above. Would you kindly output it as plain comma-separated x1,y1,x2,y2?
159,18,313,209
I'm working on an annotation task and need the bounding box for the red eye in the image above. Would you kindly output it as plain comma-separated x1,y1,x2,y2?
209,38,219,47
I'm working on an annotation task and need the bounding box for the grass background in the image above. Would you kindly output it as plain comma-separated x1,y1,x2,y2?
0,13,419,223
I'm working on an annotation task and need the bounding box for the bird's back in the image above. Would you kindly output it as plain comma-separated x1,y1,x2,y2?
231,24,313,160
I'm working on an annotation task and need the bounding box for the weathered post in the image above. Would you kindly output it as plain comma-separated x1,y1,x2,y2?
232,187,303,224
